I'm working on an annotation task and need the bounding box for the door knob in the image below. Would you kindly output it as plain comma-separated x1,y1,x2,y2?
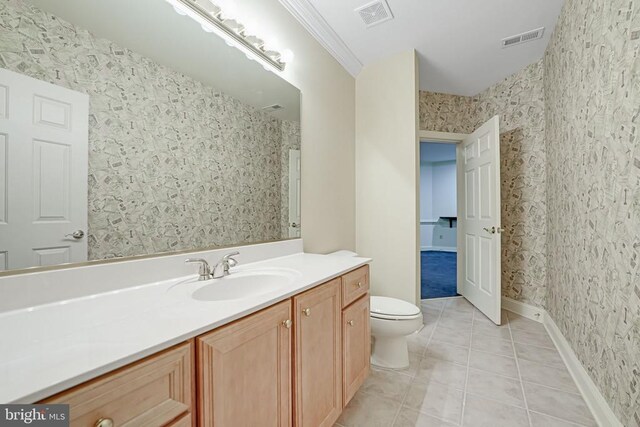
483,227,496,234
94,418,114,427
291,222,300,228
302,308,311,317
65,230,85,239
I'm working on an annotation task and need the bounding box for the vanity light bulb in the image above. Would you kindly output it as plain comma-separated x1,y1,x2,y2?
172,4,189,15
280,49,294,63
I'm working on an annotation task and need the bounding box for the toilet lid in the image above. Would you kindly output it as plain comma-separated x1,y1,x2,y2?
370,296,421,319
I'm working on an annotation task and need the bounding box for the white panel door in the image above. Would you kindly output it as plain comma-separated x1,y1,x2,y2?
288,149,301,238
458,116,502,324
0,68,89,270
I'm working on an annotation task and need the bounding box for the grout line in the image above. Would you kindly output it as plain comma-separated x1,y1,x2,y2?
509,311,534,427
527,410,589,427
520,379,585,397
458,307,475,427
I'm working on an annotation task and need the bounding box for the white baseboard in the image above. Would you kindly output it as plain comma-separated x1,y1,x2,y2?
501,297,545,322
543,314,622,427
501,297,621,427
420,246,457,252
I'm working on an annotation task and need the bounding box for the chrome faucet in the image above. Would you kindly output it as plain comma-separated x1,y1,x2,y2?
212,251,239,279
185,258,212,281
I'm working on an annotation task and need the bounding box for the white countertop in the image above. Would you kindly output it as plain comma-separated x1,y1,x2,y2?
0,252,370,403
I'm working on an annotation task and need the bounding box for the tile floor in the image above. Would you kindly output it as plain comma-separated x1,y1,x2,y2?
335,297,596,427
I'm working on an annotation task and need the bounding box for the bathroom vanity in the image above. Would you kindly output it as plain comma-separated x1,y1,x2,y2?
0,242,370,427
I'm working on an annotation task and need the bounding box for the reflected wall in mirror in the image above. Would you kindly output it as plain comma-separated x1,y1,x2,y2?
0,0,301,272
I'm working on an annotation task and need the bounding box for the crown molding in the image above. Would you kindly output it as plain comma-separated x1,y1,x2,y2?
278,0,363,77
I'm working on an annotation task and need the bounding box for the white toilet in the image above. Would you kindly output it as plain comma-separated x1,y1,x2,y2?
370,296,423,369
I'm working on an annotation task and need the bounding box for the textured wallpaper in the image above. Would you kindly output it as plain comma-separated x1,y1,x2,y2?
0,0,299,260
419,60,548,308
544,0,640,424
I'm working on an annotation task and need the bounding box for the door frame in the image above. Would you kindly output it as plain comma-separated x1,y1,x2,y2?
418,130,468,300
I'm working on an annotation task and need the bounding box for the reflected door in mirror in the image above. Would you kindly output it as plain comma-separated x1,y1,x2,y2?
0,69,89,271
288,149,301,238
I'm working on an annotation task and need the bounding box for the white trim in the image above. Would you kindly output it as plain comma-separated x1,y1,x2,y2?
278,0,362,76
421,246,457,252
420,130,468,142
501,297,622,427
501,296,544,322
544,315,622,427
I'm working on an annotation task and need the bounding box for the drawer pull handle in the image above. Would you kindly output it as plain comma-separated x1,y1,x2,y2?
282,319,292,329
348,320,355,326
95,418,114,427
303,308,311,317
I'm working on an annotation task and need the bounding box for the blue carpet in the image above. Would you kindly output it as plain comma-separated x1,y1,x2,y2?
421,251,457,299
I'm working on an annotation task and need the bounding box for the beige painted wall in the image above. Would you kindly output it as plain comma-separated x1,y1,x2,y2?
355,50,420,305
236,0,356,254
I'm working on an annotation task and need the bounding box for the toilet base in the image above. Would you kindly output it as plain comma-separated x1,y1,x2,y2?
370,335,410,369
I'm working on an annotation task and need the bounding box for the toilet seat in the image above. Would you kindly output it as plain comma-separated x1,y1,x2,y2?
370,296,421,321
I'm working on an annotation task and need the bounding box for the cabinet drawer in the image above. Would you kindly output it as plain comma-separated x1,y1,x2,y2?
342,294,370,406
43,342,193,427
341,265,369,308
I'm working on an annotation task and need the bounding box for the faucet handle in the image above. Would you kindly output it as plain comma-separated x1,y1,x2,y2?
223,251,239,267
185,258,211,281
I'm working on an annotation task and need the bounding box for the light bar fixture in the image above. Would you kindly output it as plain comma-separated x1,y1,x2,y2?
165,0,292,71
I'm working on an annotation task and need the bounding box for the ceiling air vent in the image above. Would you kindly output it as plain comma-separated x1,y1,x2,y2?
262,104,284,112
501,27,545,48
355,0,394,28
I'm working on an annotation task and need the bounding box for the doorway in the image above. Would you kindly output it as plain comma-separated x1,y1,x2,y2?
419,117,503,325
420,141,458,299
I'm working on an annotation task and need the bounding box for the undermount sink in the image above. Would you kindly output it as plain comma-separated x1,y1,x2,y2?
191,269,299,301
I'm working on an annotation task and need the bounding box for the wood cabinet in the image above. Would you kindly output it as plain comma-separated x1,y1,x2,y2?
341,265,369,308
342,294,371,406
43,342,193,427
197,300,292,427
293,278,343,427
40,265,370,427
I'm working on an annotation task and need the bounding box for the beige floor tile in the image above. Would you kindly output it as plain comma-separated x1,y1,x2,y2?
514,342,565,369
508,313,547,334
425,340,470,365
414,356,467,389
421,299,446,311
403,381,464,424
431,324,472,347
337,390,401,427
472,321,512,340
473,310,508,326
468,349,519,379
445,297,476,312
393,408,457,427
438,314,474,330
361,367,413,403
523,382,597,426
529,411,589,426
470,333,515,357
466,368,525,408
374,351,422,378
440,308,474,322
518,359,579,393
462,394,529,427
510,327,555,348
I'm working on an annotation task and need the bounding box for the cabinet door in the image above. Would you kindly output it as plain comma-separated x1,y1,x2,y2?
294,278,342,427
343,294,371,406
42,342,193,427
197,301,292,427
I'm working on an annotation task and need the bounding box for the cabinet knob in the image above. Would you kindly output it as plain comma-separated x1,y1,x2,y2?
95,418,114,427
302,308,311,317
357,282,362,288
282,319,292,329
348,320,355,326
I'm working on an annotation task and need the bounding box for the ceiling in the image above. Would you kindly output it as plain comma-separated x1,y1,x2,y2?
25,0,300,121
280,0,564,96
420,142,456,163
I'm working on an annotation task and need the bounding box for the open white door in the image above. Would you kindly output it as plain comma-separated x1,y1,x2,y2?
287,149,301,238
458,116,502,324
0,68,89,270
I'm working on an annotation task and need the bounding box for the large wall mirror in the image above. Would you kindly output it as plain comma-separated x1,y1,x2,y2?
0,0,301,273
